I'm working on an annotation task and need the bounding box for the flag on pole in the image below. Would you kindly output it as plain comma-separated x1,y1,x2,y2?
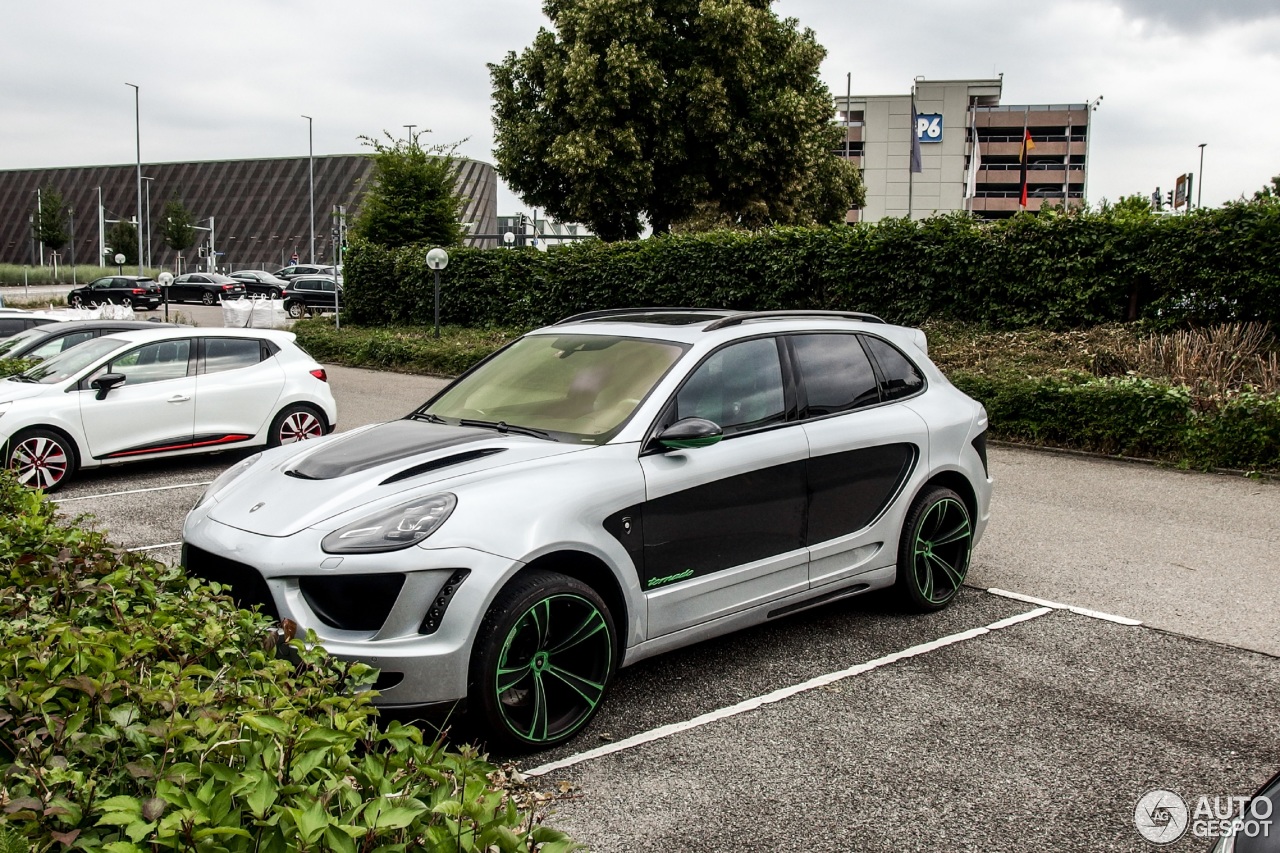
966,115,982,201
910,98,923,174
1018,128,1036,208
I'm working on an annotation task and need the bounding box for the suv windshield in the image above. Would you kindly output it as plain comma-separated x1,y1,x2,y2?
422,334,686,443
16,337,124,385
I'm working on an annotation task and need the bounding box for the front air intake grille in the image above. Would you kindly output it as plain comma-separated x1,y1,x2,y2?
182,543,279,619
299,573,405,632
419,569,471,635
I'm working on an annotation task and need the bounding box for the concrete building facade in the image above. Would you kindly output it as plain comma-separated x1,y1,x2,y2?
836,77,1092,222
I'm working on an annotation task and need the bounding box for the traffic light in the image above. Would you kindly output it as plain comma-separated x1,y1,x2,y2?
1153,188,1163,211
1166,190,1174,209
518,213,528,231
197,246,206,258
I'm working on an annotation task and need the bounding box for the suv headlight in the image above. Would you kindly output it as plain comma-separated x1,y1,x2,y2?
321,493,457,554
194,452,262,509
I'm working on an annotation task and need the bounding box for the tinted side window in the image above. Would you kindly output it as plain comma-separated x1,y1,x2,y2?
204,337,264,375
0,319,25,336
862,336,925,401
30,331,95,360
676,338,785,435
110,339,192,385
791,334,880,417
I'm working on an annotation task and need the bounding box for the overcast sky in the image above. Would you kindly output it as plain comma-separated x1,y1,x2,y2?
4,0,1277,215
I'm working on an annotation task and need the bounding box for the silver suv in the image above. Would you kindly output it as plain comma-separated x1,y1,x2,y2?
182,309,992,748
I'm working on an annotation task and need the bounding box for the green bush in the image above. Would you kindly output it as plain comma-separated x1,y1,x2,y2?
341,203,1280,331
0,358,35,378
293,320,521,377
0,474,581,852
952,372,1280,472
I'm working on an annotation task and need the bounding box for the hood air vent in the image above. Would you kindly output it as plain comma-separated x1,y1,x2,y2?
380,448,506,485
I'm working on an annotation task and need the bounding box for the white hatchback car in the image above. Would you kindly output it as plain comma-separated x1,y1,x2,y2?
0,327,336,491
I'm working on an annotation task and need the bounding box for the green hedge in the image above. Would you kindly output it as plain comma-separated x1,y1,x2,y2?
342,203,1280,330
953,373,1280,472
0,475,581,852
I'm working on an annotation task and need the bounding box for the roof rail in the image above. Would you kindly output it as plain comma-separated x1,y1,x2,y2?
702,310,886,331
553,307,729,325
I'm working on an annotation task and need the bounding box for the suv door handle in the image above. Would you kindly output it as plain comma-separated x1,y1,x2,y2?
167,394,191,403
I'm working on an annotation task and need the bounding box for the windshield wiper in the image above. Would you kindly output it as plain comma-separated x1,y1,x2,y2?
7,374,37,383
458,419,555,441
408,411,447,424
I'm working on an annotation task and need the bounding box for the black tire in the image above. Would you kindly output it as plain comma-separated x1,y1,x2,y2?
267,404,326,447
468,569,616,750
285,301,306,319
201,291,216,306
119,296,132,309
69,295,83,308
5,428,78,492
894,486,973,612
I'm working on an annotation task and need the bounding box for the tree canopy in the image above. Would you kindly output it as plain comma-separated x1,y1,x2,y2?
490,0,863,241
160,198,196,253
105,220,138,266
35,186,68,253
350,131,465,249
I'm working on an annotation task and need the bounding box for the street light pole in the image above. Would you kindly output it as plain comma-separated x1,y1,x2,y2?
1197,143,1207,209
142,176,154,269
404,124,416,145
126,83,143,277
302,115,314,264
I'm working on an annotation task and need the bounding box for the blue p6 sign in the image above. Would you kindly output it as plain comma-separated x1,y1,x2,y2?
916,114,943,143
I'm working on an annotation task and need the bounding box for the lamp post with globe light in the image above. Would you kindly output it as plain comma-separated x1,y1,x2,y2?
426,248,449,338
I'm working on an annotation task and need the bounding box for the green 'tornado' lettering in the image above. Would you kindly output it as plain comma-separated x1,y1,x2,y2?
646,569,695,588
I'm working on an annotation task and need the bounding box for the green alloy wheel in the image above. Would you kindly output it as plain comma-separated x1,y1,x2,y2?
470,569,615,749
895,486,973,611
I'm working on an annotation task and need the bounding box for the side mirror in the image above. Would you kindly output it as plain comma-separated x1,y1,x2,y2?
91,373,127,400
656,417,723,451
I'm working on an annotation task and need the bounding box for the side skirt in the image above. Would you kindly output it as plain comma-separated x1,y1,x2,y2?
621,565,896,669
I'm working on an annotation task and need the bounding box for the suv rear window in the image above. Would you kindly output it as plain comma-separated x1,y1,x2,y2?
862,336,925,401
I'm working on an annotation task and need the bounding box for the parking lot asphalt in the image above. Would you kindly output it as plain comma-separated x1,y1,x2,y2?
41,354,1280,852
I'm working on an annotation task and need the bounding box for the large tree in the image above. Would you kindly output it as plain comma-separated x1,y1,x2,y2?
35,186,68,254
490,0,863,240
350,130,465,249
160,197,196,254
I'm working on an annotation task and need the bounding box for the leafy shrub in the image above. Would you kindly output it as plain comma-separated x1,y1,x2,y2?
952,372,1280,472
0,475,580,852
341,202,1280,331
0,358,35,378
292,320,521,377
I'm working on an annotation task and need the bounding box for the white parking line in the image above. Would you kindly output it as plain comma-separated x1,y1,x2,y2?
985,588,1143,626
52,481,211,504
523,606,1053,778
126,541,183,552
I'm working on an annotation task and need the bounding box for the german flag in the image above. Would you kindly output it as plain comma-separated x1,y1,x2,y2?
1019,129,1037,208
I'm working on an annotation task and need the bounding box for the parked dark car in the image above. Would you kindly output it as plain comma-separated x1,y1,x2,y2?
0,310,60,338
229,270,290,298
280,276,341,318
67,277,163,310
166,273,247,305
1207,769,1279,852
272,264,336,281
0,319,180,362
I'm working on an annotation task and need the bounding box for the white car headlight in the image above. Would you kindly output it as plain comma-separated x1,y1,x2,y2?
194,452,262,509
321,493,457,554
